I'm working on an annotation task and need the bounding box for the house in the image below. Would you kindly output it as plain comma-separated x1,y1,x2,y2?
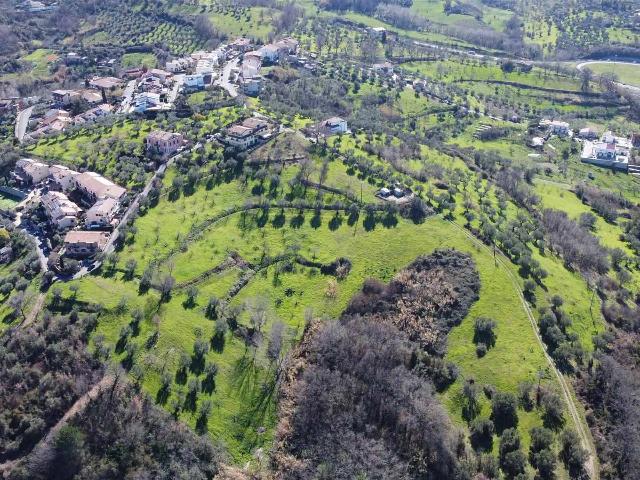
51,89,80,105
166,57,194,73
183,74,205,91
581,132,632,171
224,125,258,150
74,172,126,203
320,117,348,135
258,44,280,63
369,26,387,38
89,76,123,90
274,37,299,56
242,55,262,79
80,90,103,104
41,109,71,127
41,191,82,230
85,197,119,228
15,158,50,184
379,187,391,197
63,231,110,258
133,92,162,112
241,77,263,96
393,187,404,198
230,37,252,52
529,137,545,149
579,127,598,140
122,68,145,79
373,62,394,74
146,130,185,159
49,165,80,191
147,68,173,83
241,117,269,135
548,120,571,137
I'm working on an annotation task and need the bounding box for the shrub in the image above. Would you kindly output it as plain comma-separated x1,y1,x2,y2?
491,392,519,433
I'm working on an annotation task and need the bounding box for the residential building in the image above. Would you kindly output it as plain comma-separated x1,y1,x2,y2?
548,120,571,136
63,231,110,258
258,44,280,63
241,117,268,134
146,130,185,158
80,90,103,104
241,77,263,96
320,117,348,135
42,109,71,127
74,172,126,203
373,62,394,74
133,92,162,112
183,74,205,90
85,197,119,227
369,26,387,38
41,191,81,230
274,37,299,56
147,68,173,83
15,158,50,184
230,37,252,52
89,76,123,90
166,57,195,73
581,131,633,171
49,165,80,191
579,127,598,140
51,89,80,105
224,125,258,149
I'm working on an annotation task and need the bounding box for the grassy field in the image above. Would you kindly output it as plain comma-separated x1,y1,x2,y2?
580,62,640,88
121,52,158,68
0,193,18,211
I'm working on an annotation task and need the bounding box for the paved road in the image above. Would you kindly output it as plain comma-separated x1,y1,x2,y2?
217,57,239,98
118,80,137,114
14,106,33,143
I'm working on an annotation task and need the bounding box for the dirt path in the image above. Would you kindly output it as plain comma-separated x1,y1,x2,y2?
18,292,46,328
447,220,598,479
0,374,113,478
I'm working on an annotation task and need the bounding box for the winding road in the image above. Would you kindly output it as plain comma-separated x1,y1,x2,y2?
576,60,640,94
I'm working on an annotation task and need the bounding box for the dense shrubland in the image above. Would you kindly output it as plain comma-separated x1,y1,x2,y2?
274,250,482,478
9,381,226,480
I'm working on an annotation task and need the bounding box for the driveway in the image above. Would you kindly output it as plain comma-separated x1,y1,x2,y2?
217,57,240,98
15,106,34,143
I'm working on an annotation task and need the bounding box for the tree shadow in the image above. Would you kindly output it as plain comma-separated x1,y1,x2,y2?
190,354,205,375
195,412,209,434
211,331,225,353
256,209,269,228
382,212,398,228
290,212,305,229
202,374,217,394
363,213,377,231
310,210,322,229
347,210,359,226
272,209,286,228
175,366,188,385
156,384,170,405
328,213,343,231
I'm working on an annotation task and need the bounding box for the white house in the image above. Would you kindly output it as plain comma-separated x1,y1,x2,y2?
549,120,571,137
85,197,119,227
41,191,82,230
224,125,258,150
133,92,162,112
241,77,263,96
258,44,280,63
183,74,205,90
321,117,348,135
